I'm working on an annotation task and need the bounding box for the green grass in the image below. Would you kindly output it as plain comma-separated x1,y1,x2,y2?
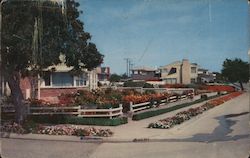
132,94,221,121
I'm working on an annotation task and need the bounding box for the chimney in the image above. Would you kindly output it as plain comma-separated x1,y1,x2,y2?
181,59,191,84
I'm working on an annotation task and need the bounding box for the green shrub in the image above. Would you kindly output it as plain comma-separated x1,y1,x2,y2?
124,81,145,87
143,83,154,88
66,117,128,126
201,94,208,100
29,115,128,126
28,115,69,124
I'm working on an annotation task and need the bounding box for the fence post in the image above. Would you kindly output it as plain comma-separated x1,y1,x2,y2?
78,105,81,117
109,107,112,119
119,104,123,116
129,102,133,113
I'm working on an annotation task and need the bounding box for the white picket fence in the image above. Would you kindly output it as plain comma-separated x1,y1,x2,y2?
129,93,194,113
2,91,198,118
78,104,123,119
28,106,81,115
2,104,123,119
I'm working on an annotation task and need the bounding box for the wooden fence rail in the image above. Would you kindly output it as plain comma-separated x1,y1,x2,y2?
129,93,194,113
28,106,81,115
2,104,123,119
78,104,123,119
2,92,198,118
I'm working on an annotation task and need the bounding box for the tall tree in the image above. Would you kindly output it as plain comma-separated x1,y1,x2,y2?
221,58,249,90
1,0,103,123
109,74,122,82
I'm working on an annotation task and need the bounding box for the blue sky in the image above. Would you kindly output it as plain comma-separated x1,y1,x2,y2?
78,0,249,74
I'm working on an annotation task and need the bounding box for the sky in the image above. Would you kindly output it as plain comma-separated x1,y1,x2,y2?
78,0,249,74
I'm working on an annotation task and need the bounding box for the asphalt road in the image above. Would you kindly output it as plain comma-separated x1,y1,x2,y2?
1,93,250,158
1,139,100,158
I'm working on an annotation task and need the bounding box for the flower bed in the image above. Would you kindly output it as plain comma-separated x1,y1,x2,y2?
205,85,235,92
1,122,113,137
148,92,242,129
36,125,113,137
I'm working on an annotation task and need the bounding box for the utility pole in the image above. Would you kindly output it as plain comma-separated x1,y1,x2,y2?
129,59,133,77
124,58,133,77
124,58,129,77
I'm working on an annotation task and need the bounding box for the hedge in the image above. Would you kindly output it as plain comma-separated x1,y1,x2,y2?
65,116,128,126
29,115,128,126
132,94,221,121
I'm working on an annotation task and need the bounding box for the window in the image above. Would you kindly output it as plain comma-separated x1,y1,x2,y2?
165,78,177,84
168,67,177,75
75,74,87,86
191,78,196,83
161,69,168,73
133,70,138,75
52,72,73,87
191,67,196,73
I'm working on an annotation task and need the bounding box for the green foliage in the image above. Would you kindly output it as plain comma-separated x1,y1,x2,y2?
66,117,128,126
29,115,127,126
109,74,122,82
124,81,144,87
222,58,249,85
143,83,154,88
2,0,103,122
2,0,103,75
123,81,153,88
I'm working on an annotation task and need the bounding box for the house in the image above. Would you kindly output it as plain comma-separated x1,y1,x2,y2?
159,59,198,84
96,66,110,85
197,68,216,83
18,63,99,102
131,66,160,81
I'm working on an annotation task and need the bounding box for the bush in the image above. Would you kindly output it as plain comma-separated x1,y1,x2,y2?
28,115,69,124
124,81,145,87
29,115,128,126
66,117,128,126
143,83,154,88
201,94,208,100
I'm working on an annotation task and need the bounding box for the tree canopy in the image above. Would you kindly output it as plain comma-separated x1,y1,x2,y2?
1,0,103,122
109,74,122,82
221,58,249,90
2,0,103,76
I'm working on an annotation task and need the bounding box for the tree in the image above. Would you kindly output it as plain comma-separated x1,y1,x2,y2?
221,58,249,90
109,74,122,82
1,0,103,123
213,72,226,83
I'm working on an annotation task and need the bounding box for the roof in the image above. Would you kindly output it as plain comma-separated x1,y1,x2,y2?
132,66,157,71
159,61,182,69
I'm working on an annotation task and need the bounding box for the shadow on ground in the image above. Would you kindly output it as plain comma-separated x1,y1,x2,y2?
163,111,250,143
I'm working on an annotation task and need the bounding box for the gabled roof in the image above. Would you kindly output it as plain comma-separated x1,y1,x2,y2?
132,66,156,71
159,61,182,69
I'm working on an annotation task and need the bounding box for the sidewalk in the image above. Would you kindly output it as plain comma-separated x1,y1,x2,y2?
2,93,246,143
